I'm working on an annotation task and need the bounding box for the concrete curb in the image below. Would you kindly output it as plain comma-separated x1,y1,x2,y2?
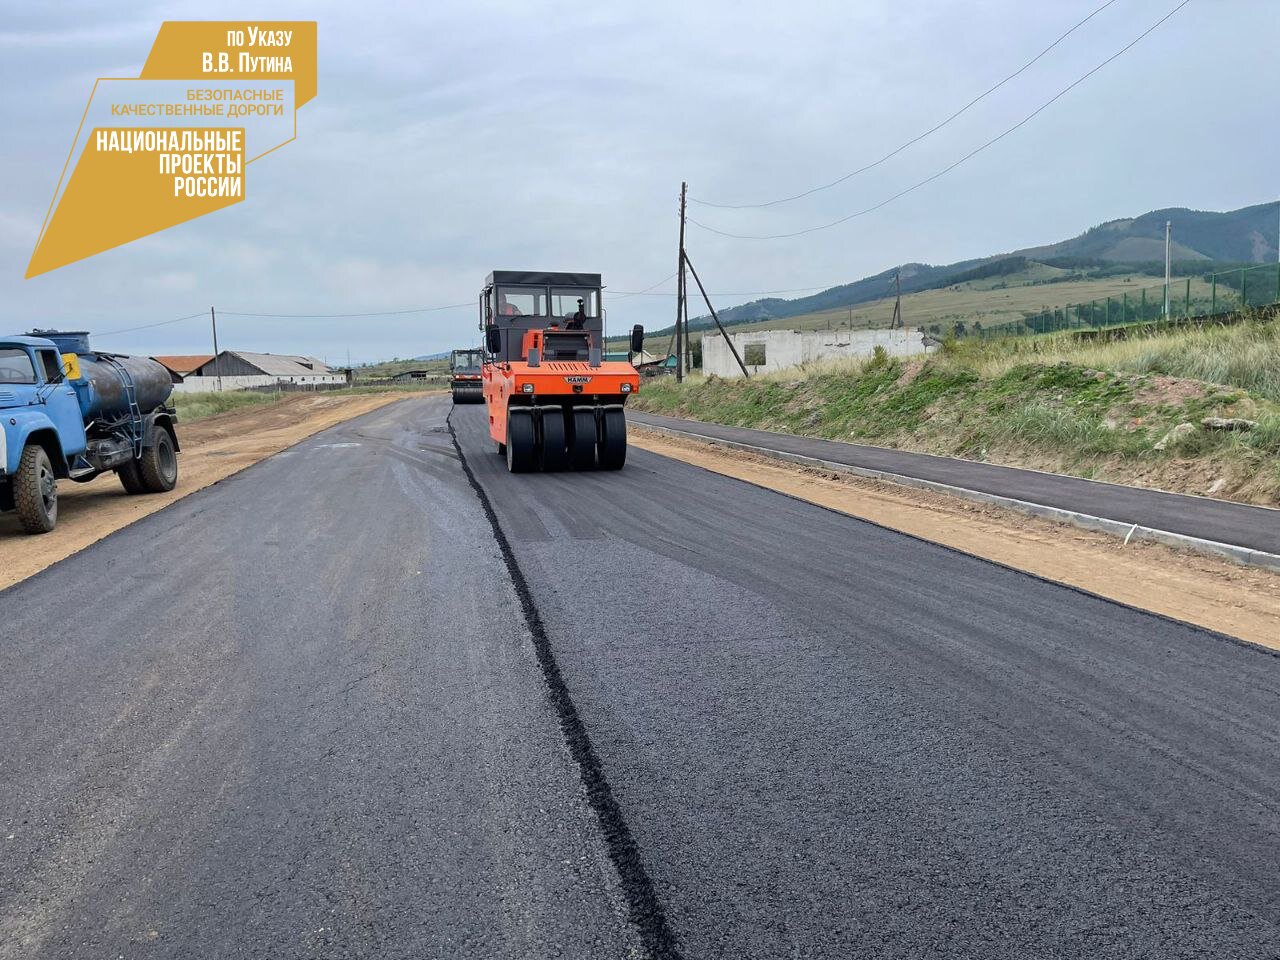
633,423,1280,574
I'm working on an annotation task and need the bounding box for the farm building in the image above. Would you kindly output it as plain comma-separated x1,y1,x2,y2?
173,350,345,393
700,328,933,378
151,355,213,383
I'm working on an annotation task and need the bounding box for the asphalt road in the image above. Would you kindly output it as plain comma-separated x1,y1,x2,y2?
453,404,1280,959
3,394,1279,958
0,397,638,960
630,410,1280,555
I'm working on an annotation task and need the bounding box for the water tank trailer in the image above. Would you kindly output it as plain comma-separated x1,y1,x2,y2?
0,331,180,533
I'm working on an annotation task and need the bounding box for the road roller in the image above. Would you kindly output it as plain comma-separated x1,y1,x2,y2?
449,348,483,403
479,270,644,472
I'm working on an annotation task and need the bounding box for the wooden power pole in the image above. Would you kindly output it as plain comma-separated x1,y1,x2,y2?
676,181,687,382
890,269,903,330
210,306,223,392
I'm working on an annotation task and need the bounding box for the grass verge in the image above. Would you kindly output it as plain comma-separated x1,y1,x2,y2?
630,318,1280,504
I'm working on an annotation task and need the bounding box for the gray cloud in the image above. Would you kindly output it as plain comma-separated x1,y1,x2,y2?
1,0,1275,363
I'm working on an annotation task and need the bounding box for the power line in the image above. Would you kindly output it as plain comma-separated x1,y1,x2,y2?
609,272,679,299
692,0,1120,210
96,313,207,337
220,303,472,318
613,283,835,297
689,0,1193,241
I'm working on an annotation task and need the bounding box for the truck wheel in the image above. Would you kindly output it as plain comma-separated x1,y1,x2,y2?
598,408,627,470
539,409,568,471
137,428,179,493
14,444,57,534
505,409,537,473
117,461,147,495
568,408,596,470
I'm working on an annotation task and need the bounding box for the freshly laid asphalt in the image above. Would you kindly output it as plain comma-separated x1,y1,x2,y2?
630,410,1280,555
2,394,1279,958
0,397,637,960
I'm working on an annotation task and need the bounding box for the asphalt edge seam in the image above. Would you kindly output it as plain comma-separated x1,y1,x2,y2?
447,410,684,960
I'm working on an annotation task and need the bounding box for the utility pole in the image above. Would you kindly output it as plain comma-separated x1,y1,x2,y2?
1163,220,1172,319
676,181,687,382
890,269,903,330
210,306,223,392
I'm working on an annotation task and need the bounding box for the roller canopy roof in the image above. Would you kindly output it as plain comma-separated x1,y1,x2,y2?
484,270,602,288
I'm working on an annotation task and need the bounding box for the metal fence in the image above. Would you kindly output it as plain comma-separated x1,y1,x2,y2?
951,261,1280,341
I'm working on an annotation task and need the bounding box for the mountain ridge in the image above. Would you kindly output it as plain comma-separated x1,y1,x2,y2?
671,201,1279,334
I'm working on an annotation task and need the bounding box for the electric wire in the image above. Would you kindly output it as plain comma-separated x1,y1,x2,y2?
95,313,207,337
692,0,1121,210
689,0,1193,240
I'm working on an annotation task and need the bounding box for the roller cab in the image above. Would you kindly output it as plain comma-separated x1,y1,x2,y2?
479,270,643,472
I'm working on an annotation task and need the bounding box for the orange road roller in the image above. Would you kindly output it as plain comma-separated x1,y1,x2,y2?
479,270,644,472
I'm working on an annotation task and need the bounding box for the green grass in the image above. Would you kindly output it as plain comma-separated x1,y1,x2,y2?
955,315,1280,401
354,357,449,380
631,316,1280,503
172,389,279,422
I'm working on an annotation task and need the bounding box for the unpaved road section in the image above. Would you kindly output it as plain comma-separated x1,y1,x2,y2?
453,404,1280,959
0,392,405,591
631,429,1280,651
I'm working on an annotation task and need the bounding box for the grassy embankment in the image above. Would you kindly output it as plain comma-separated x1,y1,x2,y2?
630,317,1280,504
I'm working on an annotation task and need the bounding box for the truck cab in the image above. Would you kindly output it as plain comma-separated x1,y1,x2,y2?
0,336,90,481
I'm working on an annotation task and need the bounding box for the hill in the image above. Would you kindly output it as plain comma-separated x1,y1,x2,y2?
651,202,1279,340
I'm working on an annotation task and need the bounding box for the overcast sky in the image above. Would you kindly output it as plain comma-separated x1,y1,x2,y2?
1,0,1275,364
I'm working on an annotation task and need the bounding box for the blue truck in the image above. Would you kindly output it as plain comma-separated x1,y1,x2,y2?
0,331,179,534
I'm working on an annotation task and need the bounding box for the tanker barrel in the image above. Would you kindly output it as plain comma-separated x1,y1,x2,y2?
26,329,174,421
75,355,174,420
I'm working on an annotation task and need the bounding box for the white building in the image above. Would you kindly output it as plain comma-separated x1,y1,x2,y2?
700,328,933,378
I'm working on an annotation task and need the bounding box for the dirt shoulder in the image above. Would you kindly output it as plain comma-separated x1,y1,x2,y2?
631,427,1280,652
0,392,409,592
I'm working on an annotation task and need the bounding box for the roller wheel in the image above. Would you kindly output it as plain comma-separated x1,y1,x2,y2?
117,460,147,494
598,408,627,470
568,408,597,470
505,409,537,473
539,409,569,471
452,386,463,404
138,428,179,493
13,444,57,534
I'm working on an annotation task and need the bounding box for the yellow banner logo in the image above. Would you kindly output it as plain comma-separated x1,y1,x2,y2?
27,22,317,278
